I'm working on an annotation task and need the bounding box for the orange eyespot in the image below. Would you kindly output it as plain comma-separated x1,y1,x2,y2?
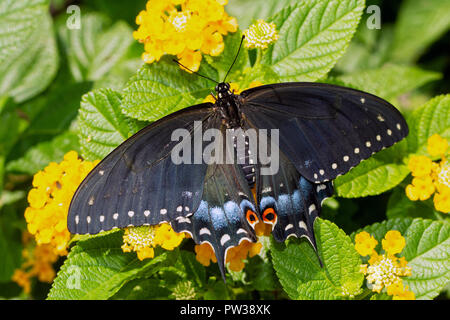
246,209,259,226
262,208,277,224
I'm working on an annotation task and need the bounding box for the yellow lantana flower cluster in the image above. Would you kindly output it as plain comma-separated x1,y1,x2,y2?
121,224,185,260
24,151,100,256
406,134,449,213
194,221,270,272
133,0,238,72
355,230,414,300
194,239,262,272
12,233,59,294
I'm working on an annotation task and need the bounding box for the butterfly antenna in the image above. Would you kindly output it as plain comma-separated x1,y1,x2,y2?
172,59,218,84
223,35,245,83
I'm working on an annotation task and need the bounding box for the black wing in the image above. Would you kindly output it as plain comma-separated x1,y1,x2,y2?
68,103,215,234
258,152,333,248
240,82,408,183
171,126,259,280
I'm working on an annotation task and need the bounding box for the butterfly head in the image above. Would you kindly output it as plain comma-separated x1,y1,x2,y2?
215,82,232,99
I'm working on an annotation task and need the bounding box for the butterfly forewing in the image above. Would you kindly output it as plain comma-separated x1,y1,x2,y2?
240,83,408,182
68,103,214,234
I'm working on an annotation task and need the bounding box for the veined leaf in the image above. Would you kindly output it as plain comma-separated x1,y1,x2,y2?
0,0,58,102
262,0,365,81
406,95,450,155
271,218,363,300
6,131,79,175
336,64,441,101
78,88,140,161
334,155,410,198
390,0,450,63
122,57,217,121
353,218,450,300
47,230,176,300
227,0,298,29
59,13,134,82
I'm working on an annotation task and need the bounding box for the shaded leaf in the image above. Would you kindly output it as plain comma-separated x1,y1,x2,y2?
6,131,79,175
336,64,441,101
390,0,450,63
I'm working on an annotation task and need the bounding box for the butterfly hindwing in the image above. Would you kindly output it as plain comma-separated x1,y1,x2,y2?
171,131,259,280
258,153,333,248
240,82,409,183
68,103,214,234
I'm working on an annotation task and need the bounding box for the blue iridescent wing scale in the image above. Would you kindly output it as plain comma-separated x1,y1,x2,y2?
171,162,258,280
171,124,259,280
258,152,333,249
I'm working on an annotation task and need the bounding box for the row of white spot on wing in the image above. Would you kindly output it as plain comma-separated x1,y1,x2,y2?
312,121,403,182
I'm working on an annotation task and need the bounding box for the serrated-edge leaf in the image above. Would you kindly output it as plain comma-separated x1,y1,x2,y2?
335,157,410,198
122,58,216,121
263,0,365,81
406,95,450,155
78,88,139,161
271,218,363,300
47,230,173,300
352,218,450,300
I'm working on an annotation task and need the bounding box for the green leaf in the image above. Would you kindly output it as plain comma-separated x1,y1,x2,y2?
93,43,143,92
58,13,134,82
334,24,394,73
336,64,441,101
19,81,93,140
0,0,59,102
47,230,175,300
262,0,365,81
110,278,171,300
122,57,217,121
354,218,450,300
6,131,79,175
227,0,298,29
0,105,28,157
390,0,450,63
0,190,25,210
386,188,436,220
78,88,140,161
334,150,410,198
270,218,363,299
0,207,22,281
245,255,280,292
406,95,450,156
179,250,206,288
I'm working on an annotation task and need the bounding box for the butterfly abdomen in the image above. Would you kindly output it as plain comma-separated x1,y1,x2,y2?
231,128,256,187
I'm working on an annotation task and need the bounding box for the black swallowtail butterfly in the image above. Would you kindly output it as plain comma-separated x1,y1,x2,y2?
68,48,408,279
